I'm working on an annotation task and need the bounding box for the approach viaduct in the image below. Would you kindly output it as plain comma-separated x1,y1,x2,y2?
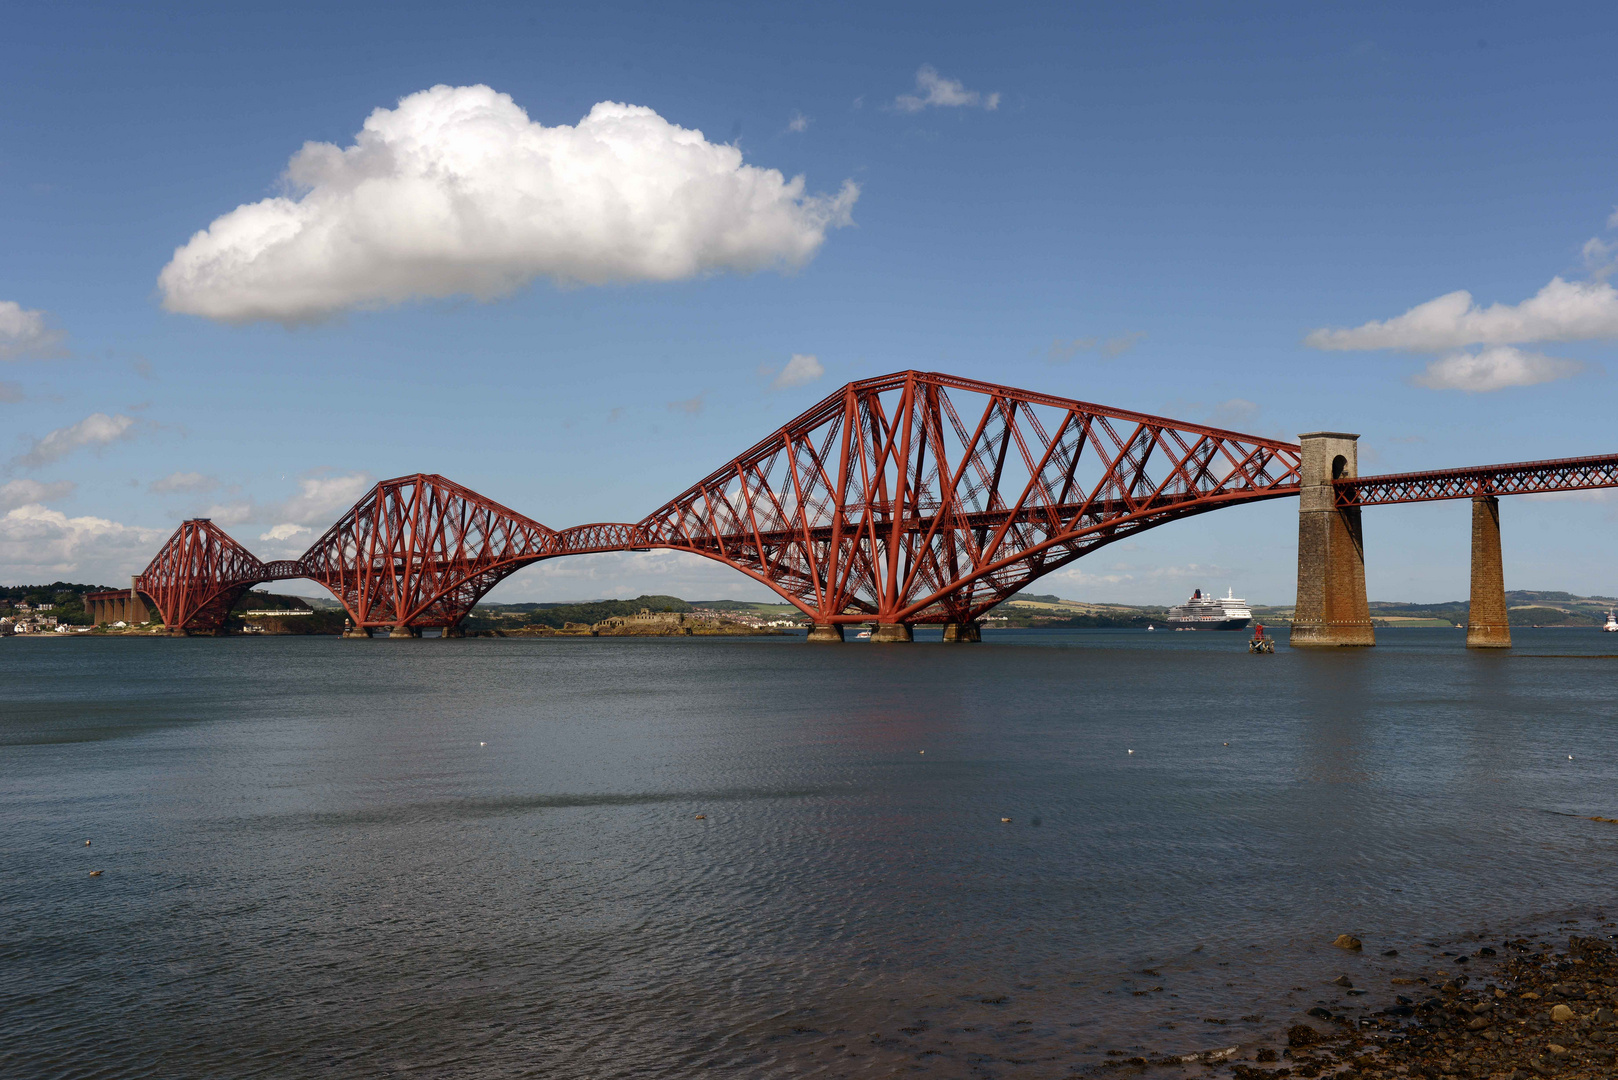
88,371,1618,647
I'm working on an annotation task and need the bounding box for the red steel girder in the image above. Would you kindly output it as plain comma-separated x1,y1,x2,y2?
134,518,269,632
1336,453,1618,507
613,371,1304,624
295,473,557,630
132,373,1618,637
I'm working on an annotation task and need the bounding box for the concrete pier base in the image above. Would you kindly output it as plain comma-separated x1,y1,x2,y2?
942,620,981,642
1290,432,1375,648
343,628,373,639
440,624,466,639
806,623,845,642
870,622,913,643
1467,495,1511,649
388,625,419,639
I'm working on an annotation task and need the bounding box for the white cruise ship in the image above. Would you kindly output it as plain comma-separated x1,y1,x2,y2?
1166,588,1252,630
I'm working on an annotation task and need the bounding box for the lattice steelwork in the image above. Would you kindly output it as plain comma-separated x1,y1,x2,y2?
296,474,556,631
134,518,269,632
581,371,1304,625
133,370,1615,636
1336,453,1618,507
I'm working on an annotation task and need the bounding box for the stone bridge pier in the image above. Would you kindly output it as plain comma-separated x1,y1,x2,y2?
1290,432,1375,647
1466,495,1510,648
1291,433,1514,649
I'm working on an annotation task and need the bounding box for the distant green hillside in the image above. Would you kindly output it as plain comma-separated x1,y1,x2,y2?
1010,588,1618,627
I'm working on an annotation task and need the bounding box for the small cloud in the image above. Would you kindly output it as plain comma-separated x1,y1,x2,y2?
260,522,312,542
0,478,74,511
11,412,136,470
0,301,67,361
0,381,23,403
1526,488,1618,504
852,95,865,110
895,65,1000,113
1306,278,1618,352
277,472,373,523
1609,205,1618,229
770,353,825,390
1207,398,1259,429
202,502,256,527
149,471,219,495
1048,332,1145,363
1411,346,1586,392
667,394,705,415
787,111,811,133
132,359,156,381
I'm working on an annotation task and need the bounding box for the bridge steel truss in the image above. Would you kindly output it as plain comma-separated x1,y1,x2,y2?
130,372,1308,634
1334,452,1618,507
128,371,1618,636
573,371,1306,626
135,519,270,633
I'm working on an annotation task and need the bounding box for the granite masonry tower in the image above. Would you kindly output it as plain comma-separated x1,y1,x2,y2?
1290,432,1375,647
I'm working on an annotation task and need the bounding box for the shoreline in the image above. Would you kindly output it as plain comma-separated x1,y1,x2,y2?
1101,911,1618,1079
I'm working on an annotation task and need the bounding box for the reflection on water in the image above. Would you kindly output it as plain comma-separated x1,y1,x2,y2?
3,629,1617,1077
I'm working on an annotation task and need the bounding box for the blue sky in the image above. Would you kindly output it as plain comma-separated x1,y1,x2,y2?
3,1,1617,605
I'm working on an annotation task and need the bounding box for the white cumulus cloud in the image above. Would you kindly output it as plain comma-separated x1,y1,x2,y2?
0,301,66,360
895,65,1000,113
771,353,825,389
1306,278,1618,352
787,111,811,133
1411,346,1585,392
11,413,137,469
277,472,373,524
260,522,313,542
0,504,164,582
159,84,860,324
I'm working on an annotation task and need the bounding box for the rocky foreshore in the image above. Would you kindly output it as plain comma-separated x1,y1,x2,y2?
1110,923,1618,1079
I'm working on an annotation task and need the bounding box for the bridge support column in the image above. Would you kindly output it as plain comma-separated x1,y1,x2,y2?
942,620,981,642
1467,495,1511,649
441,624,465,639
1290,432,1375,648
806,623,845,642
388,625,419,639
870,622,913,643
343,627,373,639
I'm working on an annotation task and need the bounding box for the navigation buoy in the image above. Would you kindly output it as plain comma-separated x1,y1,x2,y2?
84,840,91,846
480,742,486,747
1127,749,1134,754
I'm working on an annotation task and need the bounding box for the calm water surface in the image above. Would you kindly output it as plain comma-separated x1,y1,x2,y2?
4,628,1617,1078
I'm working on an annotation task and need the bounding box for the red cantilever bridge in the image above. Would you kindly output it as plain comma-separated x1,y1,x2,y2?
114,371,1618,646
